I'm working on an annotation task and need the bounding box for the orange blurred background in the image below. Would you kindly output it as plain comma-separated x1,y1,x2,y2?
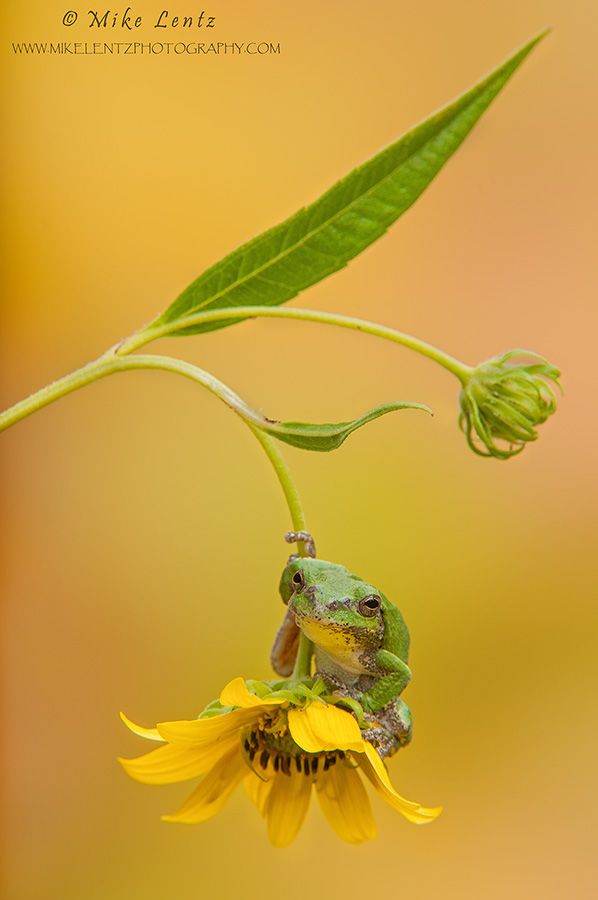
1,1,596,898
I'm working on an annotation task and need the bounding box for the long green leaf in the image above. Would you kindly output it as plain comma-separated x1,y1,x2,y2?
153,33,545,338
257,401,431,452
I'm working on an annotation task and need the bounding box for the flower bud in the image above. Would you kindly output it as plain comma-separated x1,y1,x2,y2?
458,350,561,459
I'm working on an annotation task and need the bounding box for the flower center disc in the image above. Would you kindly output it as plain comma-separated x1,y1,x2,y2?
242,714,344,778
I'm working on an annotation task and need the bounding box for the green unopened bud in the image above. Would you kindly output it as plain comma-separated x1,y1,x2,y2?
458,350,561,460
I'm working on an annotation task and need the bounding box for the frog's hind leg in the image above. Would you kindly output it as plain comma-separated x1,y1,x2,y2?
384,697,413,748
360,726,401,759
361,699,412,758
270,607,300,677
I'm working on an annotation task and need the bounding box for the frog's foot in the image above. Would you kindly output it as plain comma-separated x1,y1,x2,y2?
378,698,413,749
360,725,401,759
358,699,412,757
284,531,317,559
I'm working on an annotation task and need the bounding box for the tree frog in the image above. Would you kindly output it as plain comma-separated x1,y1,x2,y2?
271,553,413,755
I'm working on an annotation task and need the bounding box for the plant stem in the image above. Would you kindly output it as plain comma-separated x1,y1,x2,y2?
1,339,322,684
0,349,119,433
0,346,313,547
291,632,314,681
120,306,473,382
2,303,472,435
0,354,310,535
0,351,260,434
247,424,314,678
246,424,306,535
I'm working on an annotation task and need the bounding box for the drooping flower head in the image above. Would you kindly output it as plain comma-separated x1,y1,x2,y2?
458,350,561,459
119,677,441,847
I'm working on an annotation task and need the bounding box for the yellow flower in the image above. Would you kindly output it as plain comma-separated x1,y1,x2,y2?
118,677,441,847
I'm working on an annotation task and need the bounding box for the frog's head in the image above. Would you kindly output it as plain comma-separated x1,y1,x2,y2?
279,557,401,677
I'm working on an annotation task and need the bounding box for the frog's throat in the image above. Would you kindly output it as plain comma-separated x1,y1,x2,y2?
293,615,378,680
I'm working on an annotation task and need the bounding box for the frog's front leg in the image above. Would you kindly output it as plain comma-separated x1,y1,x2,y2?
359,649,412,714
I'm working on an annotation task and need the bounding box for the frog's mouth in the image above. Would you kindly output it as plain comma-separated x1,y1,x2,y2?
287,591,322,624
288,600,372,649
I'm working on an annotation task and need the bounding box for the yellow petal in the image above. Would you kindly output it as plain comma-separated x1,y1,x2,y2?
120,711,163,742
161,745,247,824
265,769,312,848
359,743,442,825
157,707,259,746
315,762,377,844
289,702,365,753
220,677,282,709
307,702,366,751
118,733,238,784
243,773,273,818
287,707,328,753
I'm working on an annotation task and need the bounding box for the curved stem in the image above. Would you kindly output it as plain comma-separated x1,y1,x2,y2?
246,424,306,535
1,343,317,677
1,355,307,523
119,306,473,382
0,349,120,433
1,348,312,547
2,304,471,435
247,424,314,678
0,351,260,434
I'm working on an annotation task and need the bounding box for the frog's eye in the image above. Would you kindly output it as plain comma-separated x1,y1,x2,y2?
292,569,305,593
358,595,381,617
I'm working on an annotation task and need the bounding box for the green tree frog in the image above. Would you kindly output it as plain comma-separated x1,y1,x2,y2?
271,553,413,756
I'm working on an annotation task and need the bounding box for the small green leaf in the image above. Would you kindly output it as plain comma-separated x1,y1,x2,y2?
258,401,432,452
150,33,546,339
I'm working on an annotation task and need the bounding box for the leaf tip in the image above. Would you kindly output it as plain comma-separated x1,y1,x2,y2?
408,402,434,417
519,27,551,55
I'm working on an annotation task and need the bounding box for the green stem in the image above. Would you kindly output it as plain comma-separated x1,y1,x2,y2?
1,343,318,682
0,355,309,530
1,354,305,543
0,349,119,433
1,347,312,546
0,350,311,542
120,306,473,382
2,304,471,434
246,424,306,535
247,424,314,678
291,632,314,681
0,351,262,433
